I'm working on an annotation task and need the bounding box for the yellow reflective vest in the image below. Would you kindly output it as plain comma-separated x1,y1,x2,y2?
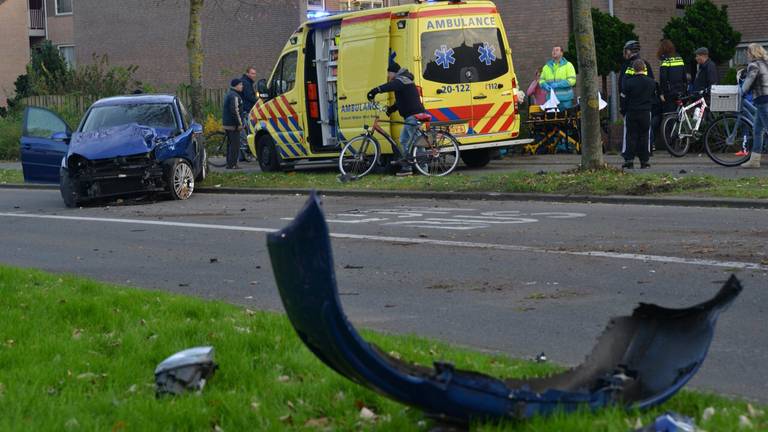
539,58,576,107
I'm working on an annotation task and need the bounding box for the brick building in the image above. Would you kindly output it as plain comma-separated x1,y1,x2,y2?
0,0,74,106
11,0,764,100
74,0,300,92
711,0,768,66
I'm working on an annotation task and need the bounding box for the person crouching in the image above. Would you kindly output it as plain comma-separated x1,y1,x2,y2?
620,59,657,169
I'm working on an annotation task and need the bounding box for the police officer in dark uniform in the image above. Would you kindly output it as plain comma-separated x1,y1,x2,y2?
619,41,660,151
657,39,688,114
621,60,657,169
619,41,654,92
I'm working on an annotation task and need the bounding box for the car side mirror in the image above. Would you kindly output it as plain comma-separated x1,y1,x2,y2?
257,79,269,94
50,131,71,143
191,123,203,134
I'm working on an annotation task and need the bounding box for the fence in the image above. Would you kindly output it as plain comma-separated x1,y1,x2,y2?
22,88,228,118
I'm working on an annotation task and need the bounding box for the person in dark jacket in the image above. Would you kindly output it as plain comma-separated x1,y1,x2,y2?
620,60,657,169
657,39,688,113
222,78,244,169
240,67,258,116
367,61,426,176
618,41,654,93
692,47,718,94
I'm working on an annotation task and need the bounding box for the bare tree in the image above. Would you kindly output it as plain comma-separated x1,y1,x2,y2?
571,0,605,170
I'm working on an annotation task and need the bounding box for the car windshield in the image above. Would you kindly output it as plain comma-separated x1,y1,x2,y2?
421,28,509,84
81,104,177,132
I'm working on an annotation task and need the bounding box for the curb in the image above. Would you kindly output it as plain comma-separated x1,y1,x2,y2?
196,187,768,209
2,183,767,209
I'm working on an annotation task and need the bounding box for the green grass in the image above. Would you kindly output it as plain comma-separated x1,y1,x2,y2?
2,166,767,199
0,168,23,184
0,113,22,160
203,169,768,199
0,266,764,431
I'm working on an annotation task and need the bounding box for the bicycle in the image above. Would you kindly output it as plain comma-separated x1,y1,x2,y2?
661,90,711,157
704,93,768,167
338,102,460,180
204,127,254,168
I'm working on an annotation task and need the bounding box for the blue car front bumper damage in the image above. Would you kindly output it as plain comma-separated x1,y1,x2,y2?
267,193,741,424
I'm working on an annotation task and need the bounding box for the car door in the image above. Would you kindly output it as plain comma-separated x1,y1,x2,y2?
259,50,306,158
20,106,71,183
336,13,390,143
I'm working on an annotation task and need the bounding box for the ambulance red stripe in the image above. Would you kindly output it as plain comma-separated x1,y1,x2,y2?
409,7,497,18
272,98,290,120
498,110,518,132
281,96,299,119
480,102,511,134
342,12,391,26
255,103,269,120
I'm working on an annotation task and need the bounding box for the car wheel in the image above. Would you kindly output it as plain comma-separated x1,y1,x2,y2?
167,158,195,200
59,168,80,208
460,149,492,168
257,135,282,172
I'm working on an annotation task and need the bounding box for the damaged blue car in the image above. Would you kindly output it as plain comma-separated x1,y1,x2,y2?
20,94,208,207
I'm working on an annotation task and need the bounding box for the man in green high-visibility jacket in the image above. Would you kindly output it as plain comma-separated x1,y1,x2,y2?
539,46,577,109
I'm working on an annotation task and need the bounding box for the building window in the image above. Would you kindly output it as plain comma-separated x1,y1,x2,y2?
676,0,695,9
56,0,73,15
732,42,768,67
307,0,324,11
341,0,388,10
58,45,75,68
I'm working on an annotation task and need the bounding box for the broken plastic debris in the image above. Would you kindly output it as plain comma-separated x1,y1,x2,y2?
266,193,741,424
154,346,217,396
634,412,696,432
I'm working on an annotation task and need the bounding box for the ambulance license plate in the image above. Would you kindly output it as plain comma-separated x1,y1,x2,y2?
448,123,468,136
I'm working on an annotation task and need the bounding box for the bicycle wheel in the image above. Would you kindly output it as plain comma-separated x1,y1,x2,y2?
204,131,228,168
662,114,691,157
411,129,460,176
239,130,255,163
339,135,380,180
704,114,753,167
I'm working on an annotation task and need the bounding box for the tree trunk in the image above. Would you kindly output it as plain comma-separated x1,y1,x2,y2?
186,0,204,119
572,0,605,170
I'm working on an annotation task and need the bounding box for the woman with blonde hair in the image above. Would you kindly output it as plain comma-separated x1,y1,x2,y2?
741,43,768,168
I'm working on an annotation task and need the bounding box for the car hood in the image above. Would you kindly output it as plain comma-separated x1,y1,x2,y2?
69,123,175,160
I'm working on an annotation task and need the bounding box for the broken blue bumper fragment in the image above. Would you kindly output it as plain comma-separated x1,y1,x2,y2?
266,193,741,423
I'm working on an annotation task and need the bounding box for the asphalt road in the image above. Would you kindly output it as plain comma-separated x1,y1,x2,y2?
1,189,767,402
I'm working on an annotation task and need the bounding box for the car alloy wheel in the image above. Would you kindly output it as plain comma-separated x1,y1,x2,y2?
173,160,195,200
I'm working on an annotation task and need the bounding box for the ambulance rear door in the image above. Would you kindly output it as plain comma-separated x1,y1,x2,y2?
336,12,391,143
463,18,517,139
418,16,473,137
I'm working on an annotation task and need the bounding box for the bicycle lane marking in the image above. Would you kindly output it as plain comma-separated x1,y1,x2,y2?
1,212,767,272
281,207,588,230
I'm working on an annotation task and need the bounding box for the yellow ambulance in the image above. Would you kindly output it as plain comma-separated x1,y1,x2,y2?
248,0,528,172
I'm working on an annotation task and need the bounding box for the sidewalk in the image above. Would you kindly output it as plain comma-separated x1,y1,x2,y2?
477,153,767,179
5,153,766,180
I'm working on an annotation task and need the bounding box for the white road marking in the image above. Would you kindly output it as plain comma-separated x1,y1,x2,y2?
1,212,766,272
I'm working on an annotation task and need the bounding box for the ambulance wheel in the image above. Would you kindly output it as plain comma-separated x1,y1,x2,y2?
257,135,282,172
460,149,492,168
